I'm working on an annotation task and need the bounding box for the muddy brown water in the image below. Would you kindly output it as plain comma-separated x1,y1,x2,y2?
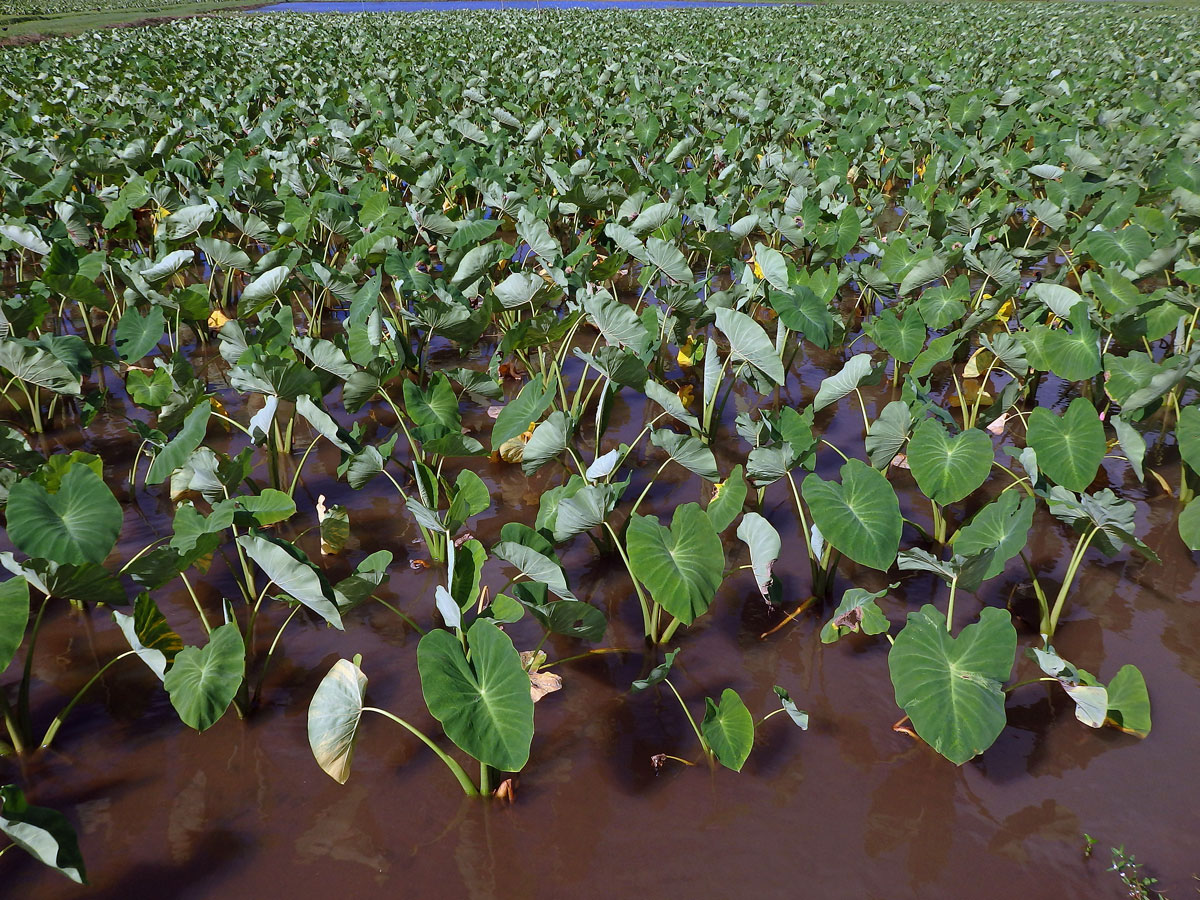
3,321,1198,899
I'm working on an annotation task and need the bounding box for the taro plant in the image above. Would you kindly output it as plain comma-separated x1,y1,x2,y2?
631,650,807,773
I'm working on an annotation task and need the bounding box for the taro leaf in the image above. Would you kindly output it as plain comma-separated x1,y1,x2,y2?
1025,398,1105,492
772,685,809,729
0,341,82,396
146,401,211,485
237,534,344,629
403,375,459,431
1179,405,1200,476
1179,498,1200,551
701,688,754,772
160,204,213,241
869,307,925,363
417,619,534,771
631,648,679,691
236,489,296,527
1083,226,1153,269
112,592,181,681
238,266,290,314
769,285,836,349
707,464,747,532
820,585,892,643
435,585,461,629
1044,487,1159,561
714,308,785,386
581,289,652,358
651,429,719,481
0,785,86,884
445,469,490,535
164,623,245,732
1110,414,1145,482
753,243,789,290
1101,664,1151,738
308,657,368,784
295,396,354,453
626,503,724,625
865,400,912,469
492,375,556,449
522,411,571,475
515,589,607,642
643,379,700,430
736,512,781,601
1027,645,1107,728
551,482,622,543
951,490,1036,581
113,306,165,362
6,464,121,565
888,605,1016,765
906,419,993,505
586,448,620,481
0,224,51,255
802,459,902,571
492,541,576,601
0,576,30,672
646,237,692,283
813,353,878,411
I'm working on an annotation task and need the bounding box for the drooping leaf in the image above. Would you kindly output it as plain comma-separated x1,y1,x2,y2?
706,465,747,532
0,576,30,672
237,534,344,629
0,785,86,884
112,592,181,681
714,307,785,386
820,585,892,643
736,512,781,601
308,657,368,784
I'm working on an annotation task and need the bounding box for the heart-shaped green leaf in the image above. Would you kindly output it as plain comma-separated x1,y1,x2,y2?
888,605,1016,765
626,502,725,625
701,688,754,772
6,464,122,565
1025,398,1105,492
906,419,993,505
417,619,534,771
164,623,245,732
802,459,901,571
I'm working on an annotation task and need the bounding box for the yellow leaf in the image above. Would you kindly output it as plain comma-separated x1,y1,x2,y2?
676,384,695,410
207,309,230,330
948,379,992,408
677,336,697,368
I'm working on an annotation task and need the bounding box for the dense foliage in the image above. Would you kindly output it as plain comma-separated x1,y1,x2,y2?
1,3,1198,882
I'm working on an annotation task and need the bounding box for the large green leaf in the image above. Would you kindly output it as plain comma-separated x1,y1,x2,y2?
0,785,86,884
1101,664,1151,738
492,375,556,449
113,306,165,362
417,619,534,771
0,576,29,673
1025,398,1105,492
164,623,245,732
802,459,901,571
869,307,925,363
714,308,785,385
626,502,725,625
951,491,1036,580
491,541,576,600
651,429,719,481
888,605,1016,765
906,419,993,505
146,401,211,485
6,464,122,565
813,353,878,411
237,534,344,629
701,688,754,772
308,657,368,784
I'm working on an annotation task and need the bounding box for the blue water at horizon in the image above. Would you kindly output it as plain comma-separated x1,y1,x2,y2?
253,0,788,12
